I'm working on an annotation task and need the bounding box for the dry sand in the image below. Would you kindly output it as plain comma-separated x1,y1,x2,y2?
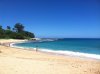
0,39,100,74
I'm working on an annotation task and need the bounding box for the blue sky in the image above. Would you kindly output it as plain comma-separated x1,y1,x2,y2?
0,0,100,38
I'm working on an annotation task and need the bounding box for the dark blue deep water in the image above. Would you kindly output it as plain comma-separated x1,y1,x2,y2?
14,38,100,55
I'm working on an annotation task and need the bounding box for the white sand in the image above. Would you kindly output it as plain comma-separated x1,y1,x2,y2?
0,39,100,74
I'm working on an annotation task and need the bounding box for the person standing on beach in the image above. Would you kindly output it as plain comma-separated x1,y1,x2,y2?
36,45,38,52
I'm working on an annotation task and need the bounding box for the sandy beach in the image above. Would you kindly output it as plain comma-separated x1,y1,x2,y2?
0,39,100,74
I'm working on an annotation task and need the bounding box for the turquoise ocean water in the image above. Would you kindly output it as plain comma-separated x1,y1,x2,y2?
14,38,100,55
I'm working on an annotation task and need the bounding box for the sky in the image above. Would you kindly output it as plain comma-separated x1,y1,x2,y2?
0,0,100,38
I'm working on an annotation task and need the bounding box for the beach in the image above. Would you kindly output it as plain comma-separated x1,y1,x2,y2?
0,39,100,74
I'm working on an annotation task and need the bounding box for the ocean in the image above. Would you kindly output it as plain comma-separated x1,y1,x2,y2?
13,38,100,59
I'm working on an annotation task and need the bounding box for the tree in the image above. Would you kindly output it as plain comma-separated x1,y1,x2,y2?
24,31,35,38
0,24,35,39
7,26,11,30
14,23,24,33
12,33,25,39
0,25,2,30
5,30,13,38
0,25,5,38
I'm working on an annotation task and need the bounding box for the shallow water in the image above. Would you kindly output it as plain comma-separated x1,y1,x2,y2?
14,38,100,55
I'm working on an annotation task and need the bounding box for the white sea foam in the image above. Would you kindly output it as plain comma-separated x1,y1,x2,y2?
10,43,35,49
10,43,100,60
41,49,100,60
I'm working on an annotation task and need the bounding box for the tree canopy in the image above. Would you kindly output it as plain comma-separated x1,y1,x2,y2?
14,23,24,33
0,23,35,39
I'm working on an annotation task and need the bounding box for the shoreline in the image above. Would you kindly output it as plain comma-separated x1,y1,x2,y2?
10,41,100,60
0,39,100,74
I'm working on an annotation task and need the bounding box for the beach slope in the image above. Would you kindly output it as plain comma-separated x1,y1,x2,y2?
0,39,100,74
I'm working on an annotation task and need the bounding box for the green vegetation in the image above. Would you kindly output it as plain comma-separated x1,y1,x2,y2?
0,23,35,39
